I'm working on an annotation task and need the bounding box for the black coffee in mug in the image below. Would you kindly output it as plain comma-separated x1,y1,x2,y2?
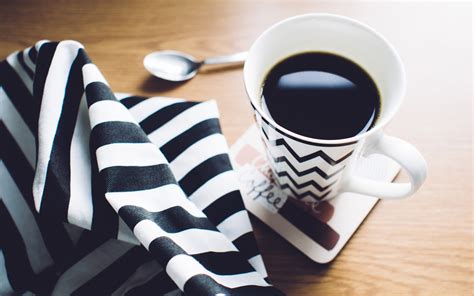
261,52,381,140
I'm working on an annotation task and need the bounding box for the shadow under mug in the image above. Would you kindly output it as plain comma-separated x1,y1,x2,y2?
243,13,427,202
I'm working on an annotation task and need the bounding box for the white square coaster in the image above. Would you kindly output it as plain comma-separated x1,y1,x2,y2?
230,124,400,263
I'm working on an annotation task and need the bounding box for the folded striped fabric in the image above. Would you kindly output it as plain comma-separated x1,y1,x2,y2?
0,40,283,295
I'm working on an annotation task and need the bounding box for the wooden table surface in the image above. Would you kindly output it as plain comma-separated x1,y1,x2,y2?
1,1,472,295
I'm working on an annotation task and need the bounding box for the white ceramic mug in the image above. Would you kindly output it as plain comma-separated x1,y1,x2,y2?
243,14,427,201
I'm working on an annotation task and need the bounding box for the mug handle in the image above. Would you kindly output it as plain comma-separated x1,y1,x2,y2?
341,134,427,199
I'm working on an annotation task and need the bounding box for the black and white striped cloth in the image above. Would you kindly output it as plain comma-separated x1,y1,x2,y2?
0,40,283,295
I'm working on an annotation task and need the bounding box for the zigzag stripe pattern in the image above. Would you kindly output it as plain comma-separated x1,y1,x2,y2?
261,127,354,165
278,183,333,200
258,119,359,201
270,154,345,179
276,170,337,192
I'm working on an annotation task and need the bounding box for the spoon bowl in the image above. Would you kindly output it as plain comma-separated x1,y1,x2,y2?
143,50,201,82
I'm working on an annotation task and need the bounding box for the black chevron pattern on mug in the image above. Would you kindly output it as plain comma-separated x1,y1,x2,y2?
278,182,333,200
276,171,337,191
271,155,345,179
259,121,358,201
265,151,339,198
261,128,354,165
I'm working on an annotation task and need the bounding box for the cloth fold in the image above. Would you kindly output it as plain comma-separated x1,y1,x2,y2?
0,40,282,295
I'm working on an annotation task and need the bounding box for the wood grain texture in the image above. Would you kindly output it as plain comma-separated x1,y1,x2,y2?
0,1,472,295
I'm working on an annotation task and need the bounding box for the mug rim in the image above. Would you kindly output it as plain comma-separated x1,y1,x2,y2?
243,13,407,145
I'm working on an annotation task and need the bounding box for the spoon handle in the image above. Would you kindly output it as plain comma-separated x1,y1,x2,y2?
202,51,248,65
